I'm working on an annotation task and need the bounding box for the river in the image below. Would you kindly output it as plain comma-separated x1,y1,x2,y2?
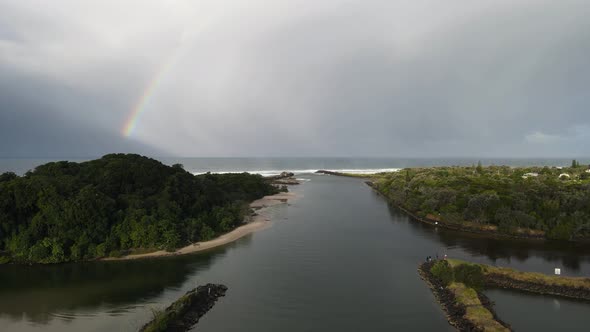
1,174,590,331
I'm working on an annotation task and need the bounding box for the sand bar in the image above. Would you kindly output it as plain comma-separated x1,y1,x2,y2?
103,191,297,261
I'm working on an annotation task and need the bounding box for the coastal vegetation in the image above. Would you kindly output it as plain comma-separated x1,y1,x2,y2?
0,154,279,264
371,163,590,240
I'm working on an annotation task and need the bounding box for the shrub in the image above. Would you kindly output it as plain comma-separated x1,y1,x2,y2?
431,260,454,286
109,250,123,258
454,264,484,291
547,222,574,240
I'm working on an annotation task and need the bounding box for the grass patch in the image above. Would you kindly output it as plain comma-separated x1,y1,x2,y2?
447,282,509,332
465,306,507,332
448,283,480,306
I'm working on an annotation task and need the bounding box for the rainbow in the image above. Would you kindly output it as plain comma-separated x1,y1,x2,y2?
122,25,196,137
122,55,178,137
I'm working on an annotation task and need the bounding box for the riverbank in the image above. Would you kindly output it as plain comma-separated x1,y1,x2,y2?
139,283,227,332
104,192,297,261
365,181,547,241
364,165,590,242
418,261,511,331
317,171,543,241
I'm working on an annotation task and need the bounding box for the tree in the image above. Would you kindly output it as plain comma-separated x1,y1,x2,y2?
476,161,483,174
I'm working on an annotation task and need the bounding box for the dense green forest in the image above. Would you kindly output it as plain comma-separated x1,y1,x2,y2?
0,154,279,264
372,162,590,240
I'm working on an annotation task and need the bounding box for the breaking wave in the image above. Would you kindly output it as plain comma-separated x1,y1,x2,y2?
192,168,400,176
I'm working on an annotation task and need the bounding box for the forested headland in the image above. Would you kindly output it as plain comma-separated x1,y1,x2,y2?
371,162,590,241
0,154,279,264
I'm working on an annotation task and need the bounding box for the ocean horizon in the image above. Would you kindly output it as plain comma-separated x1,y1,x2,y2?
1,156,589,176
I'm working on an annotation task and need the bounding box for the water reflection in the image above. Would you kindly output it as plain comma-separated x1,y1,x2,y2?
382,194,590,275
0,237,253,325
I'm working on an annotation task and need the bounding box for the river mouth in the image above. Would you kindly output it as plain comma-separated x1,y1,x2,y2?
2,174,590,331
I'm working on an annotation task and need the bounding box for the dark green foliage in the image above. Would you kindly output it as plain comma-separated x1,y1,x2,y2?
0,154,279,264
430,261,484,290
454,264,485,291
430,260,454,286
374,165,590,240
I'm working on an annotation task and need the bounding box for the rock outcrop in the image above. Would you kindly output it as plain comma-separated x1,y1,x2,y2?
266,172,300,185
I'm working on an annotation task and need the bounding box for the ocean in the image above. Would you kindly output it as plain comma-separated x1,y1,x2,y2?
1,156,588,176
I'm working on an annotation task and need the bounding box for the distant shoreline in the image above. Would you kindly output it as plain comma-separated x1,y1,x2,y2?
103,192,297,261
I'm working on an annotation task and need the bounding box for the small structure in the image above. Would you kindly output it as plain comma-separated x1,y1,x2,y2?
559,173,571,180
585,169,590,173
522,172,539,179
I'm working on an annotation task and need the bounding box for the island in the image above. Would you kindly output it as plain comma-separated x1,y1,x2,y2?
0,154,288,264
365,161,590,241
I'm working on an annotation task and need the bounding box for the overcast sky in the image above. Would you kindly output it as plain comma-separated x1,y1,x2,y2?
1,0,589,157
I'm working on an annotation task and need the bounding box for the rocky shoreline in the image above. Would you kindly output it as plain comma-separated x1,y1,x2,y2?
485,273,590,301
266,171,301,185
139,283,227,332
418,262,512,331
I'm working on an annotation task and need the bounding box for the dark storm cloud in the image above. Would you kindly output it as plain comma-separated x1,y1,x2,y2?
192,0,590,157
1,0,589,157
0,65,160,157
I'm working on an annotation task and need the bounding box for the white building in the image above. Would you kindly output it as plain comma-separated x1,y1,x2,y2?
559,173,571,179
522,172,539,179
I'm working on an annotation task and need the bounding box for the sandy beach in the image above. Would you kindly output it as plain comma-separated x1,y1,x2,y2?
103,191,297,261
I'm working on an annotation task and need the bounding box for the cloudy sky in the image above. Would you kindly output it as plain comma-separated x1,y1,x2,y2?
1,0,589,157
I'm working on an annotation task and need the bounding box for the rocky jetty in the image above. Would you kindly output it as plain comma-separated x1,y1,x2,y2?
139,283,227,332
486,273,590,301
266,172,300,185
418,262,479,331
418,262,511,332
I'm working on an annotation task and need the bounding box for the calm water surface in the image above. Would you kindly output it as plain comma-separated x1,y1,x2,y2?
1,174,590,331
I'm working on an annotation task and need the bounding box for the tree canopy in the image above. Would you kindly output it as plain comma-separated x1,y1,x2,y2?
0,154,279,264
373,164,590,240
